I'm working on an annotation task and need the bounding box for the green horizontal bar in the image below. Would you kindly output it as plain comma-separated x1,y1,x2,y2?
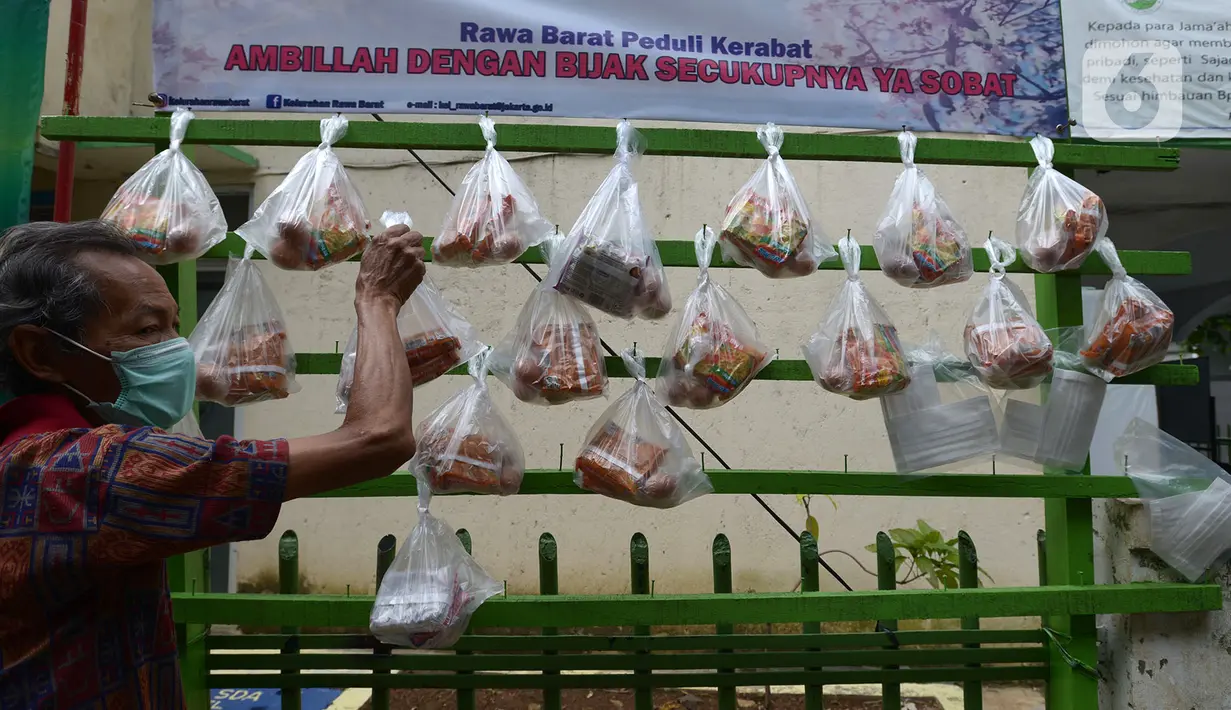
314,470,1141,499
293,351,1197,387
207,666,1046,690
40,116,1178,171
208,647,1046,673
174,584,1220,628
207,628,1045,653
202,232,1190,276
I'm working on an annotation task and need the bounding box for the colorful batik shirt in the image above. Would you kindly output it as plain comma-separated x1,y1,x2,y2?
0,394,289,709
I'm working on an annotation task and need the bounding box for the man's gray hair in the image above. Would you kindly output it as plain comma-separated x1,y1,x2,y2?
0,220,138,396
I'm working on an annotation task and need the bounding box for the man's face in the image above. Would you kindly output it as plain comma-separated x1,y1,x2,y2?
9,252,181,404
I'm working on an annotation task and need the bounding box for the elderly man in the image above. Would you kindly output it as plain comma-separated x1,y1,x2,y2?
0,220,425,708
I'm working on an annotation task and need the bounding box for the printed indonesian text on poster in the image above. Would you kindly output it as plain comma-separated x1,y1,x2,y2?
152,0,1067,136
1063,0,1231,140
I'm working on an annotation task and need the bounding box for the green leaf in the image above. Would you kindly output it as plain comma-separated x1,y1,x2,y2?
865,543,878,553
916,520,937,537
889,528,921,546
895,555,907,572
915,557,936,575
805,515,820,540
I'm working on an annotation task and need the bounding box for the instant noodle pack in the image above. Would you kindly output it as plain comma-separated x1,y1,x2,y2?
96,113,1187,640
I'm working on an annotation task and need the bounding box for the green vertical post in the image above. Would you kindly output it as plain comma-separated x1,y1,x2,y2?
631,532,652,710
456,529,475,710
875,532,900,710
279,531,301,710
958,532,983,710
713,534,735,710
371,534,396,710
539,533,561,710
0,0,49,232
1034,262,1099,710
160,230,205,708
800,531,822,710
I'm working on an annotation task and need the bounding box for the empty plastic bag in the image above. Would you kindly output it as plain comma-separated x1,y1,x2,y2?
873,131,973,288
1081,238,1174,382
575,350,712,508
998,327,1107,471
100,108,228,264
433,116,554,267
657,227,774,409
718,123,834,278
335,212,484,413
1116,418,1231,582
548,121,671,320
1015,135,1107,273
803,234,911,400
964,238,1053,390
190,249,300,406
370,492,503,648
488,229,608,405
237,114,370,271
410,349,524,496
880,336,998,474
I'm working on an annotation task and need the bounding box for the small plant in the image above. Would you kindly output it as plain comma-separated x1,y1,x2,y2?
796,493,837,539
864,519,993,589
1181,314,1231,357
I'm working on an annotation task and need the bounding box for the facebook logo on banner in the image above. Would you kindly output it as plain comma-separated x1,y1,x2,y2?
265,94,283,109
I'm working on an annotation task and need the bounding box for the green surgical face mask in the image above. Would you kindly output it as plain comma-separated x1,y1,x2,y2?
52,331,197,429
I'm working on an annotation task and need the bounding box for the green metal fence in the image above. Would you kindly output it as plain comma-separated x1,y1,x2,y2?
39,115,1222,710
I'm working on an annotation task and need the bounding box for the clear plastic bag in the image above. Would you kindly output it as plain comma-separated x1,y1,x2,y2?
656,227,774,409
1116,418,1231,582
803,234,911,400
964,238,1053,390
410,349,524,496
881,335,999,474
370,492,503,648
873,131,973,288
166,410,204,438
1015,135,1108,273
488,253,608,406
575,350,712,508
335,212,484,413
718,124,834,279
433,116,554,267
998,327,1107,471
237,114,370,271
547,121,671,320
100,108,228,264
1081,238,1174,382
190,250,300,406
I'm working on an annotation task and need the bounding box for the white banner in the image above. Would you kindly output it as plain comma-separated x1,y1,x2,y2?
152,0,1067,136
1062,0,1231,140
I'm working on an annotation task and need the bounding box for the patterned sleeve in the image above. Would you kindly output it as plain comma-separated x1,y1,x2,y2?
73,426,289,566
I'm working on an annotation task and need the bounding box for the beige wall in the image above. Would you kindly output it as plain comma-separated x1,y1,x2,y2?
43,7,1043,597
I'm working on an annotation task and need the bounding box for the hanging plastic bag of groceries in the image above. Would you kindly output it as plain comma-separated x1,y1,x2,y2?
100,107,228,264
433,115,554,267
411,348,525,496
547,120,671,320
880,335,998,474
1116,418,1231,582
370,491,503,649
237,114,370,271
336,211,484,413
1081,237,1174,382
190,248,300,406
1015,134,1108,273
998,327,1107,471
873,131,973,288
488,230,608,406
964,238,1053,390
717,123,834,278
656,226,774,409
575,349,713,508
803,234,911,400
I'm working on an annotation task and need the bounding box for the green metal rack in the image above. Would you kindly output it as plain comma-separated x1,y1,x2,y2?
40,114,1221,710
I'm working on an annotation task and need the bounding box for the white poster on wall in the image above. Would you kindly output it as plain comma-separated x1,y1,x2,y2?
1062,0,1231,140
